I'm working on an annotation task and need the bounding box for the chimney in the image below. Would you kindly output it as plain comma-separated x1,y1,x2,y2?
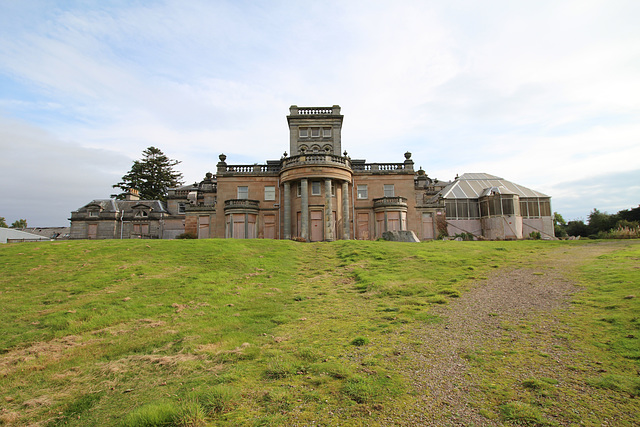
125,188,140,201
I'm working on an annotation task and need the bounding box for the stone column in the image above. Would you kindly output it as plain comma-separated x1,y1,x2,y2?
342,181,350,239
324,179,333,241
283,182,291,239
301,178,309,241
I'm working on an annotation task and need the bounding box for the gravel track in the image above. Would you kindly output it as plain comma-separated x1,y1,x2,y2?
380,243,617,426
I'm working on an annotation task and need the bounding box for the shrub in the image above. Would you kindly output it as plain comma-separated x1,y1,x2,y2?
453,232,474,241
176,232,197,239
528,231,541,240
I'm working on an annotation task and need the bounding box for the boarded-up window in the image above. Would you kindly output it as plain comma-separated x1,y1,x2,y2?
264,214,276,239
357,212,369,240
88,224,97,239
387,211,400,231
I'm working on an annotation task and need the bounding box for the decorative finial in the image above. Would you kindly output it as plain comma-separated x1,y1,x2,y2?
404,151,412,160
219,153,227,162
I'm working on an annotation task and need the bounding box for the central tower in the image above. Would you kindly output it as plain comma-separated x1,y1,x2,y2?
287,105,344,156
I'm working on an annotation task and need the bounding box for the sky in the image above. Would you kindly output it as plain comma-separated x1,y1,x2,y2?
1,0,638,227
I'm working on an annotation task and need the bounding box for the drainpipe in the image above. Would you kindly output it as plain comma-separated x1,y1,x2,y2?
120,209,124,239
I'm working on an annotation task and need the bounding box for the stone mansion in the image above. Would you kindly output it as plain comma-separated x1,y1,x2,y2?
70,105,554,241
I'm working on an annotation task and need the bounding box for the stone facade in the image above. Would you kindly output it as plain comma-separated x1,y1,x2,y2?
70,105,554,240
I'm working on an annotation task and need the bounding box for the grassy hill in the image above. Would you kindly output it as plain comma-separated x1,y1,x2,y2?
0,239,638,426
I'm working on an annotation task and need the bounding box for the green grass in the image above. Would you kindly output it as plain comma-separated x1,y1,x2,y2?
0,239,638,425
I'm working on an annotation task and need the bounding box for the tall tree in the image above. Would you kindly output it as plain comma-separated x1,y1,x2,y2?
0,217,7,228
112,147,184,201
553,212,567,238
10,219,27,228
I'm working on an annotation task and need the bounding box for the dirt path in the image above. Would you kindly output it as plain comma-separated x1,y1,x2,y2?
381,242,619,426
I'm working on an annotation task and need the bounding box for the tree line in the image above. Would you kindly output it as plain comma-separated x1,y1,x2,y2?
554,206,640,239
0,218,27,229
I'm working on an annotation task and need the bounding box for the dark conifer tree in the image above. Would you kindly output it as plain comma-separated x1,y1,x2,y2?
112,147,184,201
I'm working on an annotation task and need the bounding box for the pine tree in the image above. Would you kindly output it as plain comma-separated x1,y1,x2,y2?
112,147,184,201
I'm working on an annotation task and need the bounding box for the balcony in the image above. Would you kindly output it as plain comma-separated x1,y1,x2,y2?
224,199,260,211
281,154,351,170
373,196,408,208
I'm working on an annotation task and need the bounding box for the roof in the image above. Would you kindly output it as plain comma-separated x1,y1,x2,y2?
1,228,49,243
439,173,549,199
75,199,167,213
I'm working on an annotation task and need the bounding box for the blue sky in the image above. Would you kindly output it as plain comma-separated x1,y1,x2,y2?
1,0,639,226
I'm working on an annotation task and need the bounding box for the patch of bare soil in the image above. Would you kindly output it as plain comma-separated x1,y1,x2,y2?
0,335,84,377
382,243,618,426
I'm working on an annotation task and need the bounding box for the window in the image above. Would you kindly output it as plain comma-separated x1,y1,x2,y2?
323,128,332,137
299,128,308,138
311,181,321,196
383,184,395,197
237,186,248,199
331,182,336,197
357,185,368,199
501,197,515,215
264,186,276,201
311,128,320,137
89,210,99,217
178,203,186,214
297,182,301,197
134,210,148,218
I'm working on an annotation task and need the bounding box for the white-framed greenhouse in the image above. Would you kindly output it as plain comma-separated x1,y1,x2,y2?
438,173,554,239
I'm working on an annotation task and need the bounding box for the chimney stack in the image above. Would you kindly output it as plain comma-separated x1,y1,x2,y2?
125,188,140,201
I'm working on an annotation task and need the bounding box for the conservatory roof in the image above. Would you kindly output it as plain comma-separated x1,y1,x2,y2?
439,173,549,199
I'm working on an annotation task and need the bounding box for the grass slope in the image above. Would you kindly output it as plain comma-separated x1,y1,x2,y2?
0,239,638,426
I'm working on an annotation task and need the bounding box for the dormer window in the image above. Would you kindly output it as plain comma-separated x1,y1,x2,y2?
134,210,149,218
89,210,99,217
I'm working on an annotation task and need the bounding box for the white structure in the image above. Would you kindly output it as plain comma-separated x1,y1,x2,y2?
438,173,554,240
0,228,49,244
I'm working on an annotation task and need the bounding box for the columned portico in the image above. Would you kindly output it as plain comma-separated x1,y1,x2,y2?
324,179,334,241
283,181,291,239
301,178,309,241
342,181,350,239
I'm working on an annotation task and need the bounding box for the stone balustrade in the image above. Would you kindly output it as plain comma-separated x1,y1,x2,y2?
353,163,407,172
373,196,408,208
224,199,260,210
297,107,333,115
281,154,350,170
